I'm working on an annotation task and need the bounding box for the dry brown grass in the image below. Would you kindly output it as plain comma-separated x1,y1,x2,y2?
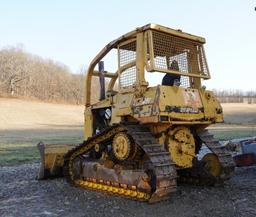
0,98,84,165
221,103,256,124
1,98,255,131
0,97,84,130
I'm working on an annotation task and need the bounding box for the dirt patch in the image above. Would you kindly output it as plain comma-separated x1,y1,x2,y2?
0,163,256,217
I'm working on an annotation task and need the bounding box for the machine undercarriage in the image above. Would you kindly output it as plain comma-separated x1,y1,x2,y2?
62,123,234,202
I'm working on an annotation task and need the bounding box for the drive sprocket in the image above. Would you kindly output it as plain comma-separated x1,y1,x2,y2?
167,126,195,168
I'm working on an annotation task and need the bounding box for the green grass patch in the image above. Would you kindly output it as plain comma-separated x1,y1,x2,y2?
0,143,38,165
0,136,83,166
210,128,256,140
1,127,255,166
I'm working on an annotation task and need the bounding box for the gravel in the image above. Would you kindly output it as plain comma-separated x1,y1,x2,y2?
0,163,256,217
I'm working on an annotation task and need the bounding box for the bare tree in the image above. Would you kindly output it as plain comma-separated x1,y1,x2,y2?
0,46,86,104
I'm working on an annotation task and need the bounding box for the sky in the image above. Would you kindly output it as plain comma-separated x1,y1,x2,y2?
0,0,255,91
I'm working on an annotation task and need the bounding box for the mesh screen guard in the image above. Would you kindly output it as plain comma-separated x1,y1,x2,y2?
118,40,137,88
149,30,209,78
117,30,209,89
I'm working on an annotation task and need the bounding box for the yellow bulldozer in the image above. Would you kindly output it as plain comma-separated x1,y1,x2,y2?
38,24,235,203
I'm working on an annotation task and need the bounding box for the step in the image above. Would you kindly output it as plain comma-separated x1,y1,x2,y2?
148,151,170,156
143,144,162,148
154,162,174,167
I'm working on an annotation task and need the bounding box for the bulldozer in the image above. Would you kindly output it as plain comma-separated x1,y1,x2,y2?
38,24,235,203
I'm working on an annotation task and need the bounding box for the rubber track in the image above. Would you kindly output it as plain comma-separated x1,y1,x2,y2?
63,123,177,203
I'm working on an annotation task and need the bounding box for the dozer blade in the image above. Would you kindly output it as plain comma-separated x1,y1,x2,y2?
37,142,77,179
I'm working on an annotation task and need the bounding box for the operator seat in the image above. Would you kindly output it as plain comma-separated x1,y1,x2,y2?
162,60,181,86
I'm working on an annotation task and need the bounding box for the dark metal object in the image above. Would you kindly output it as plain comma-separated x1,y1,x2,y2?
232,138,256,167
165,105,201,114
241,140,256,154
99,61,105,100
234,153,256,167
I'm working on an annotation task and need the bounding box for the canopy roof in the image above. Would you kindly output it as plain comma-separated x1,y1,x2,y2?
88,24,205,70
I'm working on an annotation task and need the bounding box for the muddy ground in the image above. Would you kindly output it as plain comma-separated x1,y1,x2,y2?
0,163,255,217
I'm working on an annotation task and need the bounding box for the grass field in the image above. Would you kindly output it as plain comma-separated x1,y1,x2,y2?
0,98,84,165
0,98,255,165
0,129,83,165
209,125,256,140
211,103,256,140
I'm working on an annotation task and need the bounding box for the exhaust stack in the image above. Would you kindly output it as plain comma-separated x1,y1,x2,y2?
99,61,105,100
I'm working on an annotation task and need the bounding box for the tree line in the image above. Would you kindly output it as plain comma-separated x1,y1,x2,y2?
0,47,84,104
213,89,256,103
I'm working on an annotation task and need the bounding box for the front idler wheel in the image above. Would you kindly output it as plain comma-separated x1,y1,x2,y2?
201,153,221,178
